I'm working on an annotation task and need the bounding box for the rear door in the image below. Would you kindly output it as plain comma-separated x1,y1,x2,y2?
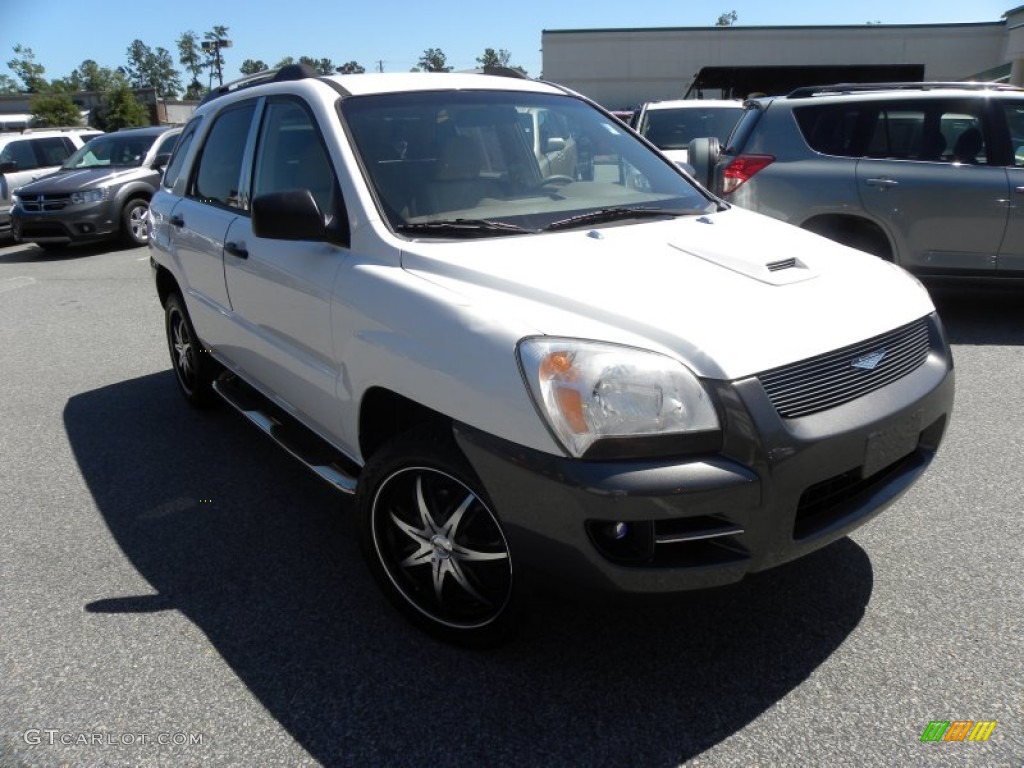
856,98,1008,273
997,99,1024,272
165,102,256,346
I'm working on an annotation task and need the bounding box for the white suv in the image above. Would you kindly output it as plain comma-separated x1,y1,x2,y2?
0,128,101,237
148,66,954,645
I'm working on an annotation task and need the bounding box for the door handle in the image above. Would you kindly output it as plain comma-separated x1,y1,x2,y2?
225,241,248,259
169,214,184,227
1015,186,1024,194
865,178,899,189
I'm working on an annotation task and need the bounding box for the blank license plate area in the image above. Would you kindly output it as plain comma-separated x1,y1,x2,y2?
863,412,921,478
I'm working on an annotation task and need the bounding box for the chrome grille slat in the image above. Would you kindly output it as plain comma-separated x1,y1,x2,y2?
758,318,930,418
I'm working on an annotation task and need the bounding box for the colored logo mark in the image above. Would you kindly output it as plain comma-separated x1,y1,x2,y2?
920,720,997,742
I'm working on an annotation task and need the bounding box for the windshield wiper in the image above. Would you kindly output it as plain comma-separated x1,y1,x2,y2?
543,207,696,232
396,218,534,237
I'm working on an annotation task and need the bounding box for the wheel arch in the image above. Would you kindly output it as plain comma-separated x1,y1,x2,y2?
358,387,452,464
799,213,895,261
153,263,179,307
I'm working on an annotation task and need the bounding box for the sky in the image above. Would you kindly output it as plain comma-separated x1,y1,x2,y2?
2,0,1014,88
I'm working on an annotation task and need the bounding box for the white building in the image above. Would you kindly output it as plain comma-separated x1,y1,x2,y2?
542,8,1024,110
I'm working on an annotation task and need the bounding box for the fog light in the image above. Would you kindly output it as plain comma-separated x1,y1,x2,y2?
611,522,629,540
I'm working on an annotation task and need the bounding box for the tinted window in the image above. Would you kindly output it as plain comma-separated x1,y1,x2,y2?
794,105,863,157
639,106,743,149
863,100,988,164
34,137,74,166
63,134,158,169
0,140,38,170
193,103,256,208
154,131,180,158
251,99,337,215
1002,102,1024,167
162,120,199,190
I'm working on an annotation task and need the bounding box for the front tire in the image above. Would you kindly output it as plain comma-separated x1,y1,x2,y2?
165,292,218,408
356,426,522,646
121,198,149,246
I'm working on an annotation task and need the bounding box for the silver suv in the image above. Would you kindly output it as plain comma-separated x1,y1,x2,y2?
147,66,953,645
690,83,1024,277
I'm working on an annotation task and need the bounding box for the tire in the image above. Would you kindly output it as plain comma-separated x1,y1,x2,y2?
356,426,522,646
164,292,218,408
121,198,149,247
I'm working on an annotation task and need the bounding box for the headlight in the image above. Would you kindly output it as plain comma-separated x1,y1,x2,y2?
70,188,108,205
517,338,720,458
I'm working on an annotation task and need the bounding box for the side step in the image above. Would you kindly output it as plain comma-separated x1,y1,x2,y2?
212,373,360,494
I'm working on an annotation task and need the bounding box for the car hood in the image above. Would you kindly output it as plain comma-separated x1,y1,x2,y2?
15,167,150,193
399,206,935,380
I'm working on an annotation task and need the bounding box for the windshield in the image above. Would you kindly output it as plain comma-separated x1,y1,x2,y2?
62,134,157,169
638,106,743,150
342,90,716,236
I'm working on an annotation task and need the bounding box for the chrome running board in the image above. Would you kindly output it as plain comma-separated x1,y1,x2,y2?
212,373,359,494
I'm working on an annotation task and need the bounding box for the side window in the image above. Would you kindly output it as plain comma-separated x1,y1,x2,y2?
794,105,862,157
192,103,256,209
866,101,988,164
0,140,38,170
251,99,337,215
1001,102,1024,167
162,120,199,190
866,108,929,160
154,132,180,159
34,137,74,166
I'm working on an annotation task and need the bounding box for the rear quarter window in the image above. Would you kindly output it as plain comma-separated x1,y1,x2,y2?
793,105,864,157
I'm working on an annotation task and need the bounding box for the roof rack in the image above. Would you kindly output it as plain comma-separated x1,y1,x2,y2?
199,63,317,106
786,81,1022,99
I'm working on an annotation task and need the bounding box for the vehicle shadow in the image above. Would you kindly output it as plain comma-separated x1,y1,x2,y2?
65,372,873,767
926,280,1024,346
0,241,115,263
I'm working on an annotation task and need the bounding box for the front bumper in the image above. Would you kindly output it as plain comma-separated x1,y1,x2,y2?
11,200,119,244
456,313,954,595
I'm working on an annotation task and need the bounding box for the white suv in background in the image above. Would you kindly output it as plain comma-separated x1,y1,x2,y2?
0,128,101,238
148,66,954,645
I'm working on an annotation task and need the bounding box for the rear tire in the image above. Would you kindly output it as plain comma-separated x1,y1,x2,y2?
164,292,218,408
356,425,523,647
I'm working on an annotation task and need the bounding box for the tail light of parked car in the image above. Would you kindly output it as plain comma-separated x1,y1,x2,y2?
722,154,775,195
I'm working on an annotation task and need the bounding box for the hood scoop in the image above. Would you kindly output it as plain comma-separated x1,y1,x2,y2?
669,241,816,286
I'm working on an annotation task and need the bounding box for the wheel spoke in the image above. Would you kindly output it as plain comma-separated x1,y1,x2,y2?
414,476,442,535
441,491,474,539
451,543,508,562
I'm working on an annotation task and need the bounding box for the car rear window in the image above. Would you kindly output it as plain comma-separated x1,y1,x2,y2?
793,105,863,157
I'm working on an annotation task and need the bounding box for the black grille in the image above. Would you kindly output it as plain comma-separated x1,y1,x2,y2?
759,318,930,418
19,193,70,212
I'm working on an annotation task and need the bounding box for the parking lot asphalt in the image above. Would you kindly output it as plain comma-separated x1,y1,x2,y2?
0,239,1022,768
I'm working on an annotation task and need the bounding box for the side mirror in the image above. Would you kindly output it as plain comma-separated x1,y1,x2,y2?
687,137,721,191
0,161,17,174
252,189,327,241
544,136,566,153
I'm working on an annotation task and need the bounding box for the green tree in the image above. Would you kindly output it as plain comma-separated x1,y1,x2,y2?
177,31,206,99
299,56,336,75
240,58,268,75
101,80,150,130
7,44,48,92
417,48,451,72
124,40,181,97
337,61,365,74
0,74,19,93
274,56,296,68
476,48,526,76
716,10,738,26
62,60,119,93
30,92,81,126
